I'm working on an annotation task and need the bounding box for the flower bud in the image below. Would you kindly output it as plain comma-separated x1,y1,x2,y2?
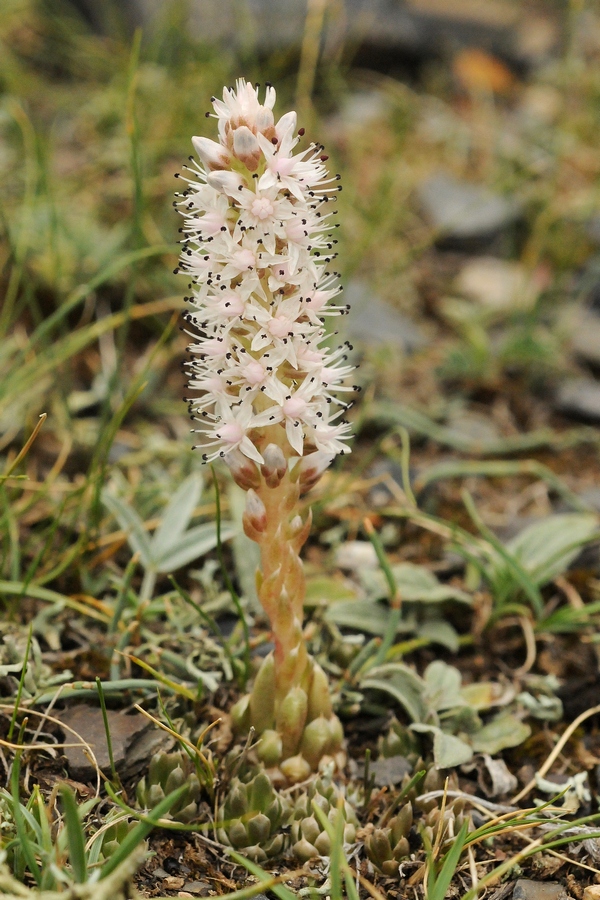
192,135,231,170
232,125,261,171
207,169,246,196
261,443,287,488
224,448,261,490
288,510,312,552
297,451,334,494
243,489,267,539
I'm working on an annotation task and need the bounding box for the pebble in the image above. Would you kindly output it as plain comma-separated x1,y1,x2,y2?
370,755,412,787
444,409,501,444
163,876,186,890
418,173,521,251
344,280,426,352
513,880,569,900
555,377,600,422
570,309,600,367
182,884,212,897
455,257,537,312
58,705,150,780
334,541,378,572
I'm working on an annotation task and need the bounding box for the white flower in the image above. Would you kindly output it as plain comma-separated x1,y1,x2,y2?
176,79,355,466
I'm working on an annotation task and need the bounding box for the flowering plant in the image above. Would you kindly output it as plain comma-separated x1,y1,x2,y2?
175,80,356,783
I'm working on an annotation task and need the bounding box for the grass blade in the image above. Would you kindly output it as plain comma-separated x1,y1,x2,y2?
59,784,88,883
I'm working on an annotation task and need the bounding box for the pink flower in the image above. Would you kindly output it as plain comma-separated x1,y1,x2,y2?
176,81,355,466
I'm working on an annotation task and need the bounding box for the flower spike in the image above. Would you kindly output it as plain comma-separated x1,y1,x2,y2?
177,79,354,783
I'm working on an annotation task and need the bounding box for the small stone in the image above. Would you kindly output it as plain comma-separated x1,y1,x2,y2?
182,884,211,896
370,755,412,787
163,876,186,890
418,173,520,251
153,868,169,879
344,281,426,352
455,257,537,312
445,409,501,444
570,309,600,367
583,887,600,900
122,725,174,777
555,377,600,422
58,705,150,781
334,541,378,572
513,880,568,900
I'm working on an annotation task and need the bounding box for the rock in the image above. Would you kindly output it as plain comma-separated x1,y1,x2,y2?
163,877,185,890
182,884,212,897
121,722,174,776
455,257,537,312
344,281,426,352
418,173,521,252
570,309,600,367
444,409,501,444
583,887,600,900
370,755,412,787
555,377,600,422
513,880,568,900
58,705,151,781
334,541,378,572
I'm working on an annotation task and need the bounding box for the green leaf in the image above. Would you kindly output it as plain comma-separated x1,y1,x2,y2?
59,784,88,883
304,575,359,607
361,562,471,604
411,724,473,768
10,757,41,886
417,619,460,651
324,599,415,636
460,680,513,710
471,713,531,755
428,819,470,900
101,490,154,568
361,663,427,721
150,473,203,559
423,661,464,711
504,513,599,586
155,521,236,572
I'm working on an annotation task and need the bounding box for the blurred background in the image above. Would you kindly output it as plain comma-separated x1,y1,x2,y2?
2,0,600,592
